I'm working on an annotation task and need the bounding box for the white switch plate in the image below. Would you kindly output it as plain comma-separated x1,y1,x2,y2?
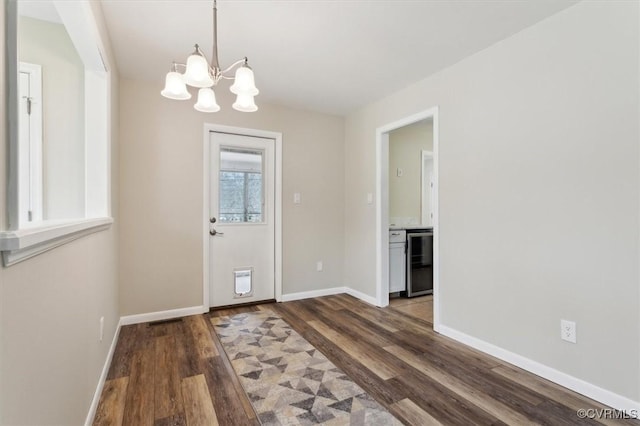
316,261,323,272
560,319,576,343
397,168,404,177
293,193,301,204
99,316,104,342
366,193,373,204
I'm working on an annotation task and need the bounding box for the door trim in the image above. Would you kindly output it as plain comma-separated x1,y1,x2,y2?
375,107,440,331
202,123,283,309
421,150,434,226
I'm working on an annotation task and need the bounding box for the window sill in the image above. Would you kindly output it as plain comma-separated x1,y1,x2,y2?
0,217,113,267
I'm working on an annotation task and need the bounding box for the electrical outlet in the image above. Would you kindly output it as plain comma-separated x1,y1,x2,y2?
560,319,576,343
293,193,301,204
99,316,105,342
316,261,323,272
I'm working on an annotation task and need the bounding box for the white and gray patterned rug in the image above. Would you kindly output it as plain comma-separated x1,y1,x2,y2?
211,310,400,425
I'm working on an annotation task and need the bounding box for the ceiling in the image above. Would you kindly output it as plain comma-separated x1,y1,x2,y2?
99,0,579,116
18,1,61,23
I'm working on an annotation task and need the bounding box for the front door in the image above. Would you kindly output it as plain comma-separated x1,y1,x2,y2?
209,131,275,307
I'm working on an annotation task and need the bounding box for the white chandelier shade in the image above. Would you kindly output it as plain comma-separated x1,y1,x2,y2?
184,51,214,88
160,71,191,100
194,88,221,113
230,66,259,96
232,93,258,112
160,0,258,112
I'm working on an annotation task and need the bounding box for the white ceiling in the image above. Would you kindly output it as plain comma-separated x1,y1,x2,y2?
99,0,579,116
18,0,61,23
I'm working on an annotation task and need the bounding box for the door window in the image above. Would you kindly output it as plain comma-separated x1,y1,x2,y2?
219,147,264,223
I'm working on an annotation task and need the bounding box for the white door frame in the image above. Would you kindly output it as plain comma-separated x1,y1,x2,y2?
421,150,434,227
203,123,283,309
18,62,43,226
375,106,440,332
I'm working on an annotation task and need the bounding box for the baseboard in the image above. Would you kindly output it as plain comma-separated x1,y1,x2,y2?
84,318,122,426
120,305,207,326
280,287,346,302
344,287,378,306
280,286,380,307
438,325,640,414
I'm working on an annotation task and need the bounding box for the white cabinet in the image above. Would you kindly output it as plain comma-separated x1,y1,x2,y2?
389,230,406,293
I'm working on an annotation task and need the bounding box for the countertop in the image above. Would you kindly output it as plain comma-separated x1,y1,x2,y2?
389,225,433,231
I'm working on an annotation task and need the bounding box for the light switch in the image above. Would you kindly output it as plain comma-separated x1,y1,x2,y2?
397,168,404,177
294,193,301,204
367,193,374,204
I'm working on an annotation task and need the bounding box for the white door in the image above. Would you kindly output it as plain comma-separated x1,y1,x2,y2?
209,132,276,307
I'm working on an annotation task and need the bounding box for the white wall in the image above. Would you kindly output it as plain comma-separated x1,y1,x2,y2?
389,120,433,226
18,16,86,221
118,78,345,315
0,2,120,424
0,4,6,419
345,0,639,402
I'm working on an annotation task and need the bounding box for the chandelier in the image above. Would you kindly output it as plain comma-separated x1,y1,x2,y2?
160,0,258,112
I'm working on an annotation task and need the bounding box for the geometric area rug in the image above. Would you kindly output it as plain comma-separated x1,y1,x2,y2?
211,310,401,425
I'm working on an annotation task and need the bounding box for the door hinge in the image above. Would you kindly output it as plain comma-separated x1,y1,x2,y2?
28,210,33,221
26,97,33,115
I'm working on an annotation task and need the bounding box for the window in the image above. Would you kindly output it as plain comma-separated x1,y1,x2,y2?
0,0,112,266
219,148,264,223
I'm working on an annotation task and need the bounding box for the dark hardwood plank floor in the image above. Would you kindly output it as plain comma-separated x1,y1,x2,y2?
94,295,639,425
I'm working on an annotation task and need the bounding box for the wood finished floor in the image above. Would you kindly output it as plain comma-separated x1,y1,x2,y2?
94,294,638,426
389,294,434,321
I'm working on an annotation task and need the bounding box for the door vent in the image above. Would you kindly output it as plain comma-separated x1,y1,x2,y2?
148,318,184,326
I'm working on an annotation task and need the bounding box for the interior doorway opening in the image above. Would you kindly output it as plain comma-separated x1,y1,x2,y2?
375,107,440,332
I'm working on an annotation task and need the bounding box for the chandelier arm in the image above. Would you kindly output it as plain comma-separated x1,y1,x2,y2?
209,71,223,86
220,57,248,76
195,44,209,63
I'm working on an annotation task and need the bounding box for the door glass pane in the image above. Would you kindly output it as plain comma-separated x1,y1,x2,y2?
219,147,263,223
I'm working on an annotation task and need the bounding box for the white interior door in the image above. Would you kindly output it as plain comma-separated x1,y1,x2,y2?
209,132,275,307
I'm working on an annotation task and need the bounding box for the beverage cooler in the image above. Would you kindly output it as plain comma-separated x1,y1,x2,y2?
405,230,433,297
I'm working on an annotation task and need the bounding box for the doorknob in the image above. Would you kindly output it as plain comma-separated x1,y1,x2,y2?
210,217,217,223
210,229,224,236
